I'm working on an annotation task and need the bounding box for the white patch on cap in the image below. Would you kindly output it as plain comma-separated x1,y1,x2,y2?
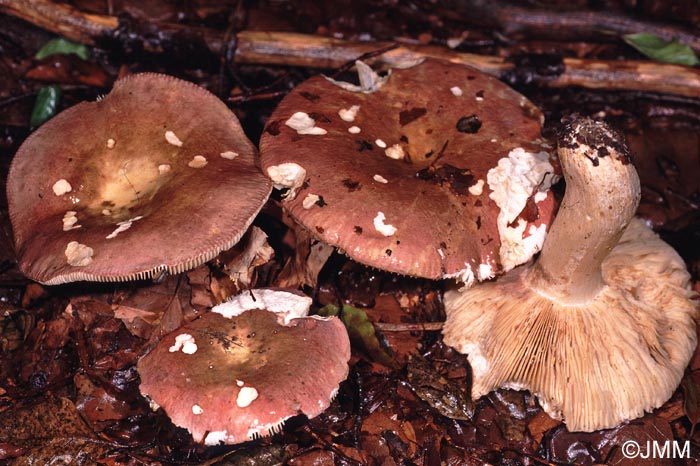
446,37,462,49
102,209,111,216
236,380,245,387
165,130,183,147
204,430,230,446
384,144,404,160
375,139,387,148
285,112,327,135
468,179,484,196
475,94,484,102
373,174,388,184
450,86,463,96
192,404,204,415
477,263,494,280
373,212,397,236
302,193,320,209
445,263,475,287
214,289,312,325
437,248,446,260
348,126,361,134
52,179,72,196
169,333,197,354
158,164,171,175
237,386,259,407
62,211,81,231
266,163,307,200
188,155,207,168
106,138,116,149
220,151,239,160
65,241,93,267
490,138,497,143
106,216,143,239
338,105,360,122
487,147,558,271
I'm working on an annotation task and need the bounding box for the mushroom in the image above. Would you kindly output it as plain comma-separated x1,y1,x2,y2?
259,59,559,285
7,73,271,284
137,288,350,445
442,118,698,432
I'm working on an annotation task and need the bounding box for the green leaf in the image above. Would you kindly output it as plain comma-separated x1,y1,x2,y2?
35,38,90,61
623,33,699,66
30,86,61,129
318,304,397,368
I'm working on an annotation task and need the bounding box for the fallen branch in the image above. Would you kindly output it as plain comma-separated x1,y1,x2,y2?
442,0,700,52
1,0,699,98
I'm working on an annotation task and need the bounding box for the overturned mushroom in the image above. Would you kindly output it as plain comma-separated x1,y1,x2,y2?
137,288,350,445
443,118,698,432
7,73,271,284
260,59,559,285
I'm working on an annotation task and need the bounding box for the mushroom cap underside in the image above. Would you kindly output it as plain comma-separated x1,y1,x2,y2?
442,218,698,432
260,58,559,281
7,73,272,284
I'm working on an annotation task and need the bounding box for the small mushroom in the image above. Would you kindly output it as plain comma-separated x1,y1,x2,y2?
137,289,350,445
260,59,559,284
443,118,698,432
7,73,271,284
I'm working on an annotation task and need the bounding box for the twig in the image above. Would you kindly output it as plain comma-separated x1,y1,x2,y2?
443,0,700,52
1,0,699,98
374,322,444,332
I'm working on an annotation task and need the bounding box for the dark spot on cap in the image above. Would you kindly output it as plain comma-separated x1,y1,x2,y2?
439,241,447,249
315,226,325,234
385,249,392,256
424,150,434,159
456,115,482,134
475,90,484,99
315,196,327,207
308,112,331,123
475,200,483,207
300,91,321,102
265,120,281,136
354,226,363,234
416,164,476,196
399,107,427,126
356,140,373,152
467,76,476,80
400,135,409,144
476,216,481,229
342,179,361,191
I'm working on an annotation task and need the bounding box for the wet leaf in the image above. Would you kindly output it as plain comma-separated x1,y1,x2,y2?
318,303,396,367
406,354,473,421
35,38,89,61
29,85,60,129
623,33,699,66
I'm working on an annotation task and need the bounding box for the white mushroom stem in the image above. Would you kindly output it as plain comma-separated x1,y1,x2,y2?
528,119,641,305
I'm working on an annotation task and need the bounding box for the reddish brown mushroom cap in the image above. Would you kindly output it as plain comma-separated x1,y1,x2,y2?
137,290,350,445
259,59,558,281
7,73,271,284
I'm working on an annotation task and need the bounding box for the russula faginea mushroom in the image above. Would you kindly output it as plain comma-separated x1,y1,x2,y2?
7,73,271,284
259,58,559,285
137,289,350,445
443,118,698,432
